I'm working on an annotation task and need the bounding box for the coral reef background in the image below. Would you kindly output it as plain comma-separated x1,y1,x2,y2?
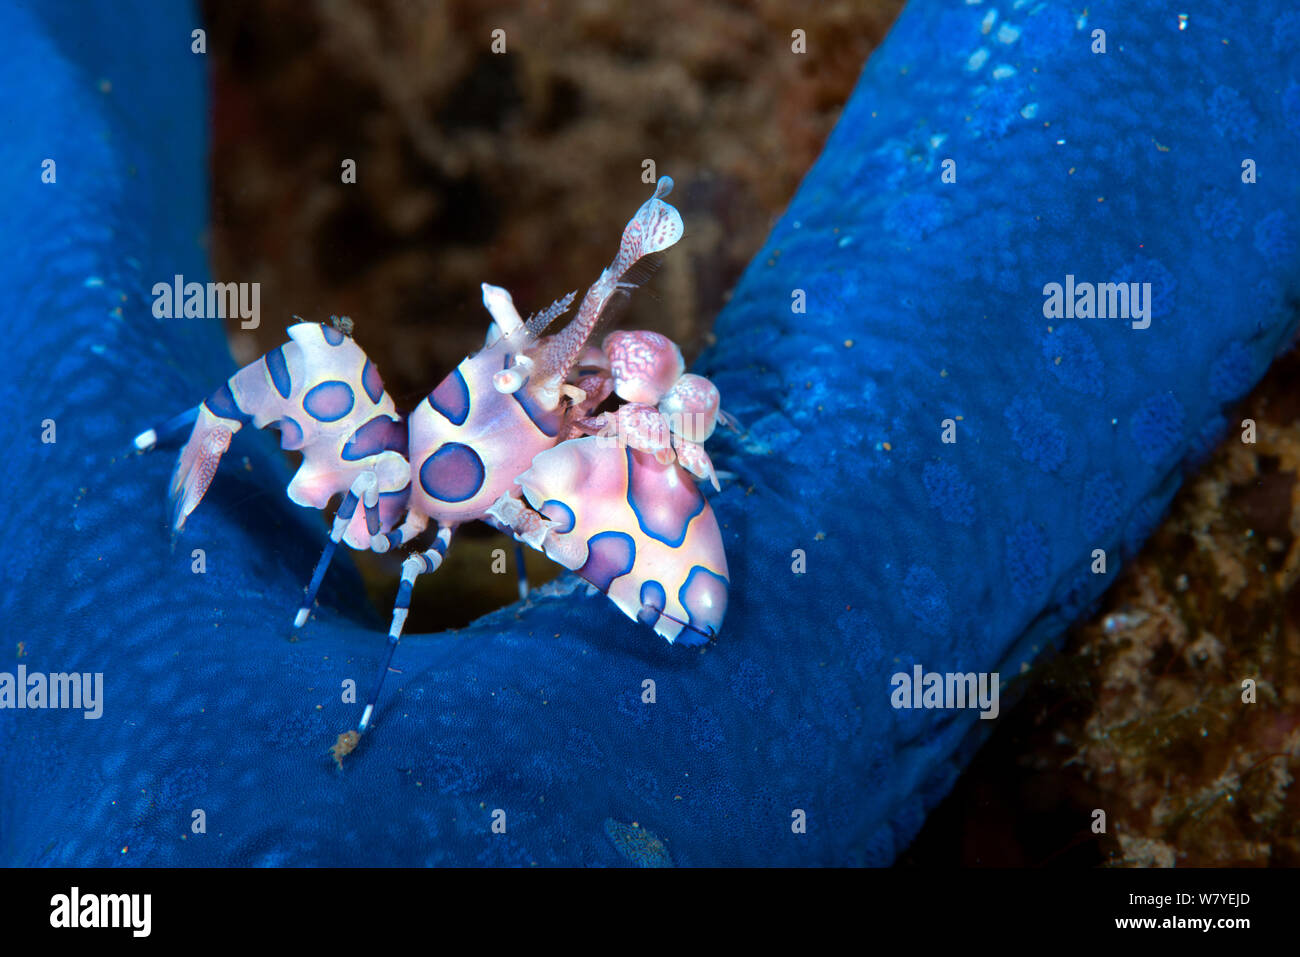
204,0,897,381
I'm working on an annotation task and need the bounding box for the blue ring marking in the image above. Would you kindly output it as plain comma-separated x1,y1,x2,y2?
365,501,381,536
342,415,404,461
362,359,385,405
625,447,705,548
204,382,254,426
677,565,728,638
513,388,562,438
577,530,637,592
638,579,667,626
378,484,410,529
322,324,345,346
276,416,305,451
265,346,292,399
640,579,666,612
419,442,486,503
302,380,355,423
540,499,576,534
427,366,471,426
504,353,561,438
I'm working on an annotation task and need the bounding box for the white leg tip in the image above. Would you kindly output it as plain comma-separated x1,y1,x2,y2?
133,428,157,451
293,607,310,629
388,608,409,639
359,704,374,733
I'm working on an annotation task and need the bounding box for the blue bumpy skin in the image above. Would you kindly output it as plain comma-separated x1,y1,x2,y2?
0,0,1296,865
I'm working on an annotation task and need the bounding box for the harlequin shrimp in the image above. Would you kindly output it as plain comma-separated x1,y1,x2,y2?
134,177,731,750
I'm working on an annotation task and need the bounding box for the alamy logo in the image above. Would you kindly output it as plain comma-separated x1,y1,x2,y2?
890,665,999,720
152,274,260,329
1042,274,1152,329
50,887,151,937
0,667,103,719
